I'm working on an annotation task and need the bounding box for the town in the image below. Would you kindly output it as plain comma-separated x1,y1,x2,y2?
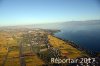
0,28,98,66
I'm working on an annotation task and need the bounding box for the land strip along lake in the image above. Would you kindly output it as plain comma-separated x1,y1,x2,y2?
15,20,100,52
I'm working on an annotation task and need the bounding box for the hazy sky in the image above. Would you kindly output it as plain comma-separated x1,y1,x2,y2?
0,0,100,26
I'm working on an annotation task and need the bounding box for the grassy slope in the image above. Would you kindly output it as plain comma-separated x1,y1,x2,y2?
48,35,88,59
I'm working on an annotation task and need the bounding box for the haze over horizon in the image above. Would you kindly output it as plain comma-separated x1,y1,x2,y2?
0,0,100,26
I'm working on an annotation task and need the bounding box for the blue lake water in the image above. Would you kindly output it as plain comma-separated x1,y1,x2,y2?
33,20,100,52
54,23,100,52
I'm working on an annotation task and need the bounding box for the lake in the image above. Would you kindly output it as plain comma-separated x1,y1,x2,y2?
32,20,100,52
54,22,100,52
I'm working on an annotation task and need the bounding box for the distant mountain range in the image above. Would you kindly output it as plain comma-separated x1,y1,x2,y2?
0,20,100,29
29,20,100,29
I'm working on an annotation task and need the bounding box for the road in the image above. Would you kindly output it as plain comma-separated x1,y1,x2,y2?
19,40,26,66
2,47,10,66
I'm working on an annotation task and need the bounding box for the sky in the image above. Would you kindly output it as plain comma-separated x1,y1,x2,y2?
0,0,100,26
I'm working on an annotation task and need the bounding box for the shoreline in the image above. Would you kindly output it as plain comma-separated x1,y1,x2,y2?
51,33,99,57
